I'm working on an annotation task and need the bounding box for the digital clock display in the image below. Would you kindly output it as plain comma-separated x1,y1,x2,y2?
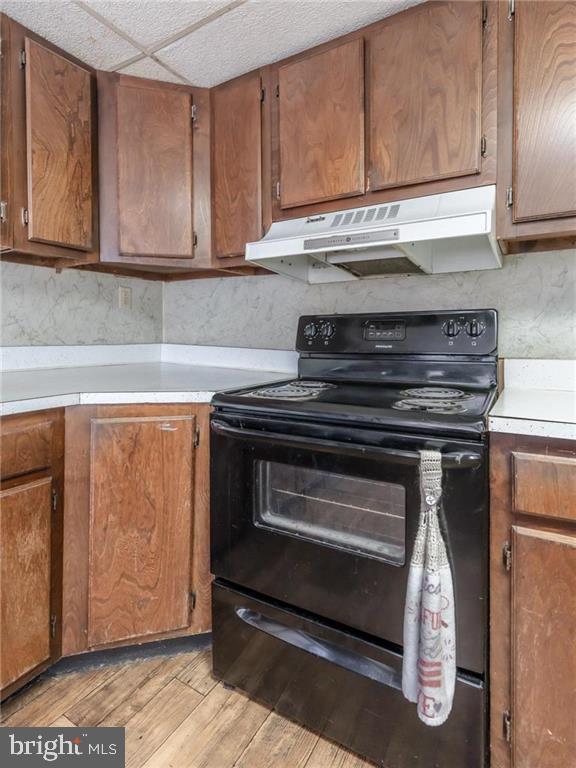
364,321,406,341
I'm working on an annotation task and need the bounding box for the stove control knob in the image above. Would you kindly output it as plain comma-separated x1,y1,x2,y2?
442,319,461,338
466,318,485,338
319,322,335,339
303,322,318,339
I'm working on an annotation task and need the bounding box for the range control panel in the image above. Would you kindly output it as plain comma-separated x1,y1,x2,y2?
296,310,498,356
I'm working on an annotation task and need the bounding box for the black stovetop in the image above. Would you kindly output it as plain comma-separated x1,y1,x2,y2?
213,310,499,439
212,378,497,438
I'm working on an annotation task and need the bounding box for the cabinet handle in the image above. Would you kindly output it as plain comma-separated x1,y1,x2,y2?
159,423,177,432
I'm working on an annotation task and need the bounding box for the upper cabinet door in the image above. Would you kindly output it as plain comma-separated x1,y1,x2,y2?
278,38,365,209
212,72,263,260
513,1,576,223
25,38,93,250
117,80,194,258
368,1,483,192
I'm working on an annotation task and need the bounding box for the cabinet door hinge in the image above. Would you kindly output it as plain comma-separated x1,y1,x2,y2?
50,614,57,638
505,186,513,208
22,207,29,226
193,231,198,249
503,710,512,743
482,1,488,27
0,201,7,224
191,103,198,123
508,0,515,21
503,541,512,572
19,48,26,68
275,181,281,200
194,427,200,448
189,591,197,612
480,135,487,157
52,490,58,513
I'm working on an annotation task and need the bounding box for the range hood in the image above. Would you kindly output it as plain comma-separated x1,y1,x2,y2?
246,185,501,283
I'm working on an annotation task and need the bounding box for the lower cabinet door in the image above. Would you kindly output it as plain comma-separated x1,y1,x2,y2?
212,581,485,768
511,525,576,768
87,414,195,647
1,477,52,690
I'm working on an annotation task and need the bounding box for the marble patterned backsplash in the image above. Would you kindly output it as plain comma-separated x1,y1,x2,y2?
1,249,575,359
1,262,162,346
164,250,576,359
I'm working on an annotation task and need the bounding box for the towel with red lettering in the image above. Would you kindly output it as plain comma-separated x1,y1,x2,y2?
402,450,456,726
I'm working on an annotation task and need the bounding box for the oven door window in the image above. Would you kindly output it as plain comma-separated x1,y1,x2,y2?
254,461,406,565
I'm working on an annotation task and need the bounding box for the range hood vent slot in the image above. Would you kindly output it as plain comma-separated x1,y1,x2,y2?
330,204,400,228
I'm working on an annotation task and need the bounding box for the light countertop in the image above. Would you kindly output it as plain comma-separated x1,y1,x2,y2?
488,360,576,440
0,362,289,416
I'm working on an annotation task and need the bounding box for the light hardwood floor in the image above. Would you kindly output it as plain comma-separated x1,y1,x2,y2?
0,649,375,768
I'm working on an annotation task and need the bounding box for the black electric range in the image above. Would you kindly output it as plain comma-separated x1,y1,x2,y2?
210,309,497,768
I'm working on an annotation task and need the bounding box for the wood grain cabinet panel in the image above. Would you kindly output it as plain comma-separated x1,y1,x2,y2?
1,416,54,480
117,82,194,259
24,38,93,251
513,1,576,223
88,415,195,647
0,14,98,265
368,1,483,191
0,477,52,689
490,433,576,768
513,452,576,521
278,38,365,208
511,525,576,768
212,72,263,261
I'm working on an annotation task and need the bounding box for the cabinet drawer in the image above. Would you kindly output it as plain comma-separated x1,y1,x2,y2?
1,417,54,480
512,452,576,522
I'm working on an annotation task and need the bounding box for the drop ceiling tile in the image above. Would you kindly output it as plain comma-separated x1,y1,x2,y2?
2,0,141,69
117,55,187,84
81,0,235,50
157,0,425,87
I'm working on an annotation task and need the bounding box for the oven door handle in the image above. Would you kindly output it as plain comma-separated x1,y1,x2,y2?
211,419,482,469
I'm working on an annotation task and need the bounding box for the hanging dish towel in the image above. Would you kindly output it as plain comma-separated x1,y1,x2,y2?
402,449,456,726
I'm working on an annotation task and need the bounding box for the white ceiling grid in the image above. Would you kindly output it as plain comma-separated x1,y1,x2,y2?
1,0,424,86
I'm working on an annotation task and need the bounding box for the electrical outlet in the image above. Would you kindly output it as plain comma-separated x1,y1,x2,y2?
118,286,132,310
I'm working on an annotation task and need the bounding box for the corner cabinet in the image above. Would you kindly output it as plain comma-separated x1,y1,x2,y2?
62,404,211,655
0,14,98,265
490,433,576,768
0,410,64,701
269,0,497,221
97,73,213,271
497,0,576,253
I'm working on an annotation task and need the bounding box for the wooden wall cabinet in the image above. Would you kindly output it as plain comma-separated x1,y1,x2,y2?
490,433,576,768
0,410,64,701
497,0,576,253
269,0,497,222
62,404,211,655
367,0,483,192
211,71,266,266
98,72,213,273
0,14,98,265
277,38,365,209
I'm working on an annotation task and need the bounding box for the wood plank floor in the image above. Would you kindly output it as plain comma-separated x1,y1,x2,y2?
1,649,375,768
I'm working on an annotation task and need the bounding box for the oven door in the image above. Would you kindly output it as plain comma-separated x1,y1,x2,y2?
211,412,487,675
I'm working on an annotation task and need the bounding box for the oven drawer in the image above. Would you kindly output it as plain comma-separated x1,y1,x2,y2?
212,581,485,768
